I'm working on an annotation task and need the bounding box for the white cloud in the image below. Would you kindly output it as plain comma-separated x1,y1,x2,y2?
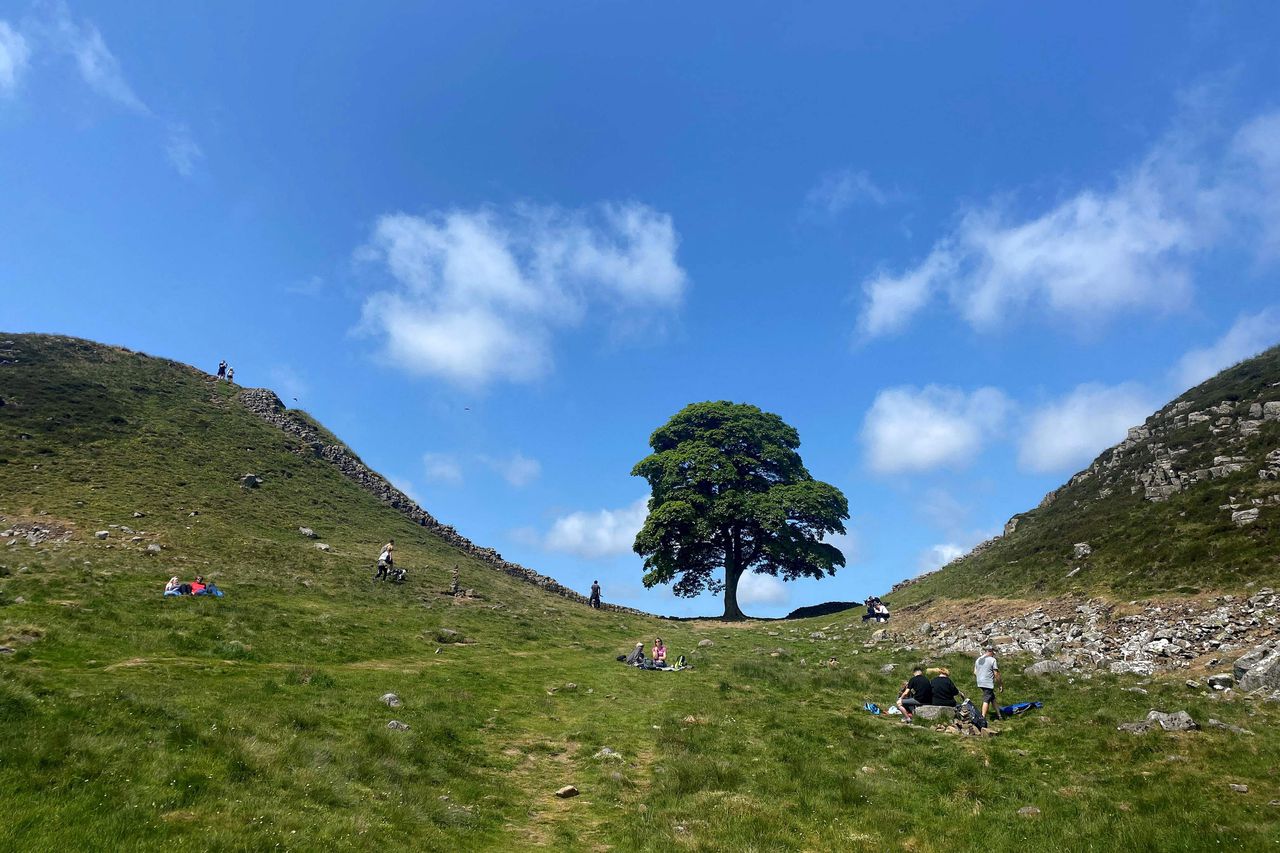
357,203,686,387
1173,308,1280,389
862,385,1011,474
1018,383,1156,474
737,571,789,606
544,496,648,559
48,2,148,113
422,452,464,486
0,21,30,95
805,168,890,216
166,124,203,177
918,543,966,573
857,108,1280,339
482,451,541,487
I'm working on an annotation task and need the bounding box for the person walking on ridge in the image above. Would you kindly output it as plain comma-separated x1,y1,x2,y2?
974,645,1003,722
216,360,227,379
589,580,601,609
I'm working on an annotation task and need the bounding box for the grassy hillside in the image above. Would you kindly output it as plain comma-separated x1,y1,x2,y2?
2,334,1279,851
891,346,1280,608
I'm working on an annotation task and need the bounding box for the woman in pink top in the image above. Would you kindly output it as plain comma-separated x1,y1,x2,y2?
652,637,667,665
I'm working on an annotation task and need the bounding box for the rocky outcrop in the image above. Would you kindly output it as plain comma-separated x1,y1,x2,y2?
860,590,1280,676
238,388,644,614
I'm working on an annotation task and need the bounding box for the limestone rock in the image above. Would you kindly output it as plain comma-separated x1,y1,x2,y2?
879,663,896,674
1229,783,1249,793
1237,648,1280,691
386,720,410,731
315,543,332,552
1017,806,1041,817
1232,508,1260,527
1073,542,1092,559
697,639,714,648
554,785,579,798
95,531,108,540
1024,660,1067,677
1207,673,1234,689
146,543,162,554
380,693,402,707
240,474,262,489
914,705,956,722
1147,710,1199,732
298,527,317,539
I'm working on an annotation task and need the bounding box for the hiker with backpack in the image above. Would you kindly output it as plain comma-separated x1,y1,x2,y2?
896,665,933,721
974,646,1003,721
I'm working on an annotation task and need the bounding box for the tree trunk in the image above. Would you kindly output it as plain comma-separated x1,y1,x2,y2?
722,558,746,621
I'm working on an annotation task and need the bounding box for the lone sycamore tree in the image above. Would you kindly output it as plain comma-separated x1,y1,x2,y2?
631,401,850,620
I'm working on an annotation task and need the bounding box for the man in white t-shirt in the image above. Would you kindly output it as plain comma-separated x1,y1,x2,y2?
974,646,1003,721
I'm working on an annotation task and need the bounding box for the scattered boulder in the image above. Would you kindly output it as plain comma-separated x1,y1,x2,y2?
914,705,956,722
314,543,332,552
1073,542,1092,559
1017,806,1041,818
386,720,410,731
1120,710,1199,734
1229,784,1249,794
95,531,108,540
1207,673,1234,689
1231,508,1260,527
554,785,579,799
146,543,162,555
594,747,621,760
1206,719,1253,735
380,693,402,707
697,639,714,648
1237,648,1280,691
132,511,145,518
298,527,317,539
1024,660,1067,677
1185,680,1202,690
879,663,896,674
240,474,263,489
809,631,826,640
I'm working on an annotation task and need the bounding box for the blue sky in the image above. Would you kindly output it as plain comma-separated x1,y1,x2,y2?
3,2,1279,616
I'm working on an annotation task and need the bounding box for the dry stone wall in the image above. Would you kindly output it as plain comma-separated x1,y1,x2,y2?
238,388,646,615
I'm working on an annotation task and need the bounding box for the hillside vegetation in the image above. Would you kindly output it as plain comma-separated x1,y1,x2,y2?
892,346,1280,608
2,334,1279,851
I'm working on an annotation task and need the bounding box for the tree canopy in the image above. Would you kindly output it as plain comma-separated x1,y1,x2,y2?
631,401,849,619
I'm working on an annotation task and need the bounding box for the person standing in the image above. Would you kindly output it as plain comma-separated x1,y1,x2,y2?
974,646,1003,721
216,360,227,379
375,539,394,581
589,580,601,609
226,366,235,384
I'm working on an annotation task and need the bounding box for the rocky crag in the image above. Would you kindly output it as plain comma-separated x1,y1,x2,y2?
237,388,645,615
890,345,1280,603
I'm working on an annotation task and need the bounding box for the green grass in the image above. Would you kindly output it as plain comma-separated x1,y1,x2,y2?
2,334,1280,851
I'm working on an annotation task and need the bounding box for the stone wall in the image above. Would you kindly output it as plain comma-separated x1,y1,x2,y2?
238,388,647,615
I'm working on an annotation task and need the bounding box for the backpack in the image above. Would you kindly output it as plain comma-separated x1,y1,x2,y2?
959,698,988,729
863,702,882,715
677,654,687,668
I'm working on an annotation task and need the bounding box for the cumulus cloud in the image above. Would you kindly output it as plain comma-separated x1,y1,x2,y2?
357,203,686,386
856,107,1280,338
0,21,30,95
1018,383,1156,474
422,452,464,486
805,168,890,217
918,543,966,573
1173,308,1280,390
737,571,789,606
47,2,148,113
544,496,649,559
482,452,541,487
862,385,1011,474
822,529,860,565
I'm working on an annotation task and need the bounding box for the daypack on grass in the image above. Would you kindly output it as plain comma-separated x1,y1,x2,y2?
863,702,882,715
958,698,987,729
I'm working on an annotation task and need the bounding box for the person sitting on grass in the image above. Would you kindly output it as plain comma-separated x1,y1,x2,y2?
896,665,933,721
624,642,645,666
164,576,183,596
653,637,667,666
929,667,960,707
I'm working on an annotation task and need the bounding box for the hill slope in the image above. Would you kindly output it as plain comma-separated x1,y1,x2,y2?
891,345,1280,607
3,334,1280,851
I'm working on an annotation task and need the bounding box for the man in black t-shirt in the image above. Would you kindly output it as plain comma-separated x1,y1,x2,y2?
896,666,933,721
929,668,960,707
